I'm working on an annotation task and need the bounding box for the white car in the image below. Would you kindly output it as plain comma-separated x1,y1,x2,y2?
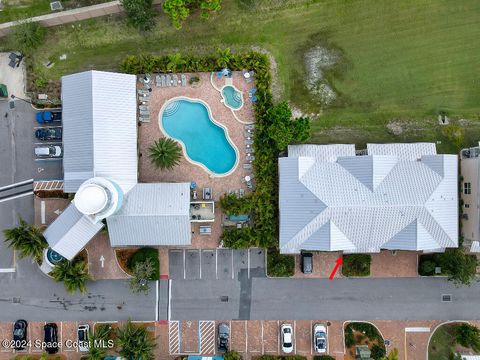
34,145,62,157
313,324,327,353
77,324,89,352
281,323,293,353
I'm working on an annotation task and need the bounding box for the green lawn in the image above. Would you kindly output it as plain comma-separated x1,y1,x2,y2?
2,0,480,149
428,324,458,360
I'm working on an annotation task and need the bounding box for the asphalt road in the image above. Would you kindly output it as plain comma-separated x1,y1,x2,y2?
0,257,156,321
171,277,480,321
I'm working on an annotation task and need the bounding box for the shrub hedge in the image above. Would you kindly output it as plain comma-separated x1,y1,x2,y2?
342,254,371,277
267,248,295,277
127,247,160,280
313,356,336,360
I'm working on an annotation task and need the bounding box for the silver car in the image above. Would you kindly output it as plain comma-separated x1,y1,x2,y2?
313,324,327,353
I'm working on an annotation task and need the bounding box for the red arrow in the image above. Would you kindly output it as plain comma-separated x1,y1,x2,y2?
329,256,343,280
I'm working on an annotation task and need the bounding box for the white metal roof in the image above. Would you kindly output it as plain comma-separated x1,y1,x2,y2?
43,203,104,260
279,143,458,253
61,70,138,193
107,183,191,246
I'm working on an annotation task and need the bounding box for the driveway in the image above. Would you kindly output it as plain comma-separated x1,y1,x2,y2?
170,277,480,321
0,257,156,321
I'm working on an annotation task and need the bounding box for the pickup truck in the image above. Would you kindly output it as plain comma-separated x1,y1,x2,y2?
36,111,62,124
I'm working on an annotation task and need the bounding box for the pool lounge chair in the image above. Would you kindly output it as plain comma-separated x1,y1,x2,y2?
199,226,212,235
245,139,253,145
239,189,245,198
243,163,252,169
203,187,212,200
251,96,258,103
139,115,150,123
139,105,149,111
181,74,187,86
166,74,172,86
244,132,254,138
156,75,162,87
244,124,255,130
173,74,178,86
246,155,255,161
245,148,255,153
160,75,165,87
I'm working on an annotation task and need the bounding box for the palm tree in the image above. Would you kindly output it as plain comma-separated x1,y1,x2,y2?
148,138,182,170
166,53,186,72
117,320,156,360
3,216,48,263
51,257,92,293
216,47,232,68
84,330,107,360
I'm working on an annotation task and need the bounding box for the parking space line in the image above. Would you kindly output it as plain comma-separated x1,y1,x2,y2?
277,320,280,354
215,249,218,280
231,249,234,279
169,321,180,354
310,320,313,355
245,321,248,354
199,250,202,279
183,249,186,280
261,320,265,355
199,321,215,354
41,200,45,224
294,320,296,354
248,249,250,279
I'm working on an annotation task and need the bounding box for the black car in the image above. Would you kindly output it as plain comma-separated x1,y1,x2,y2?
301,252,313,274
35,127,62,141
44,323,59,354
217,322,229,352
13,320,27,350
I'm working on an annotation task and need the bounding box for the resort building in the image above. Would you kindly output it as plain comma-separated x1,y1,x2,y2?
459,143,480,252
278,143,458,254
43,70,192,261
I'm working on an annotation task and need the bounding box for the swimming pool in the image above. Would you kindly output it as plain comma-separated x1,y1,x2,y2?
221,85,243,110
161,98,238,175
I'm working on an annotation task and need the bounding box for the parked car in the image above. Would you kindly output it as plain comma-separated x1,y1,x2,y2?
36,110,62,124
44,323,58,354
77,324,89,352
301,252,313,274
13,320,27,350
34,145,62,158
313,324,327,353
281,323,293,353
217,322,229,352
35,127,62,141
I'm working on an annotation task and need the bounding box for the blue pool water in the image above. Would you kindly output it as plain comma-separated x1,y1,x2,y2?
221,85,243,109
161,99,237,175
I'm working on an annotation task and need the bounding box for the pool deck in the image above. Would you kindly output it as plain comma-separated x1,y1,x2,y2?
138,71,256,249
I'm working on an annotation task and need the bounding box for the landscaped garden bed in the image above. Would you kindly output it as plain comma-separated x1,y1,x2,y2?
342,254,371,277
344,322,385,360
115,247,160,279
266,248,295,277
429,323,480,360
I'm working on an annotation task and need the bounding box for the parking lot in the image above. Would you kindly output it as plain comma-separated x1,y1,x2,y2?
169,249,265,280
168,319,332,357
0,320,94,356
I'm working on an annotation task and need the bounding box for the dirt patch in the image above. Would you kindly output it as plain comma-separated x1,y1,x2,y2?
251,46,281,102
115,248,138,275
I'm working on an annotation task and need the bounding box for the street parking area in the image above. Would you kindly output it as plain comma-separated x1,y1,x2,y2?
163,320,343,357
169,249,265,280
28,321,45,353
0,322,12,354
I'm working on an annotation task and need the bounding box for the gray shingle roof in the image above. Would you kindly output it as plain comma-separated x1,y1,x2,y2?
279,143,458,253
62,70,138,193
43,203,104,260
107,183,191,246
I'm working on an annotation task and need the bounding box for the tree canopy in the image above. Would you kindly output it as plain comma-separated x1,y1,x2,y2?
120,0,156,31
